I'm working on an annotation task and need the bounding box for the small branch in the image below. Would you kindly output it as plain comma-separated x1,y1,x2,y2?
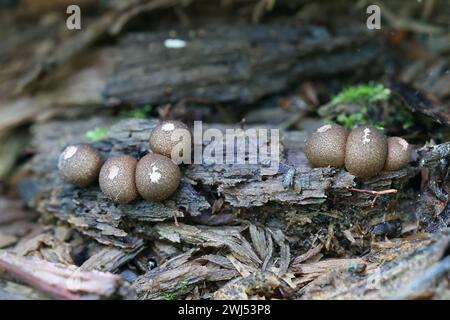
173,213,180,227
348,188,398,196
0,255,82,300
348,187,398,208
0,250,132,300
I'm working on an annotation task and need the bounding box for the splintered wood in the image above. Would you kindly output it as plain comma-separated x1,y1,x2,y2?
23,118,415,253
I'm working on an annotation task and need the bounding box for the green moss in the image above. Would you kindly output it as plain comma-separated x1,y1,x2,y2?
397,109,414,129
331,83,390,106
85,127,109,142
162,280,190,300
335,111,384,131
164,293,175,300
327,83,394,130
333,104,384,130
180,280,189,290
323,82,415,132
336,107,366,129
121,104,153,119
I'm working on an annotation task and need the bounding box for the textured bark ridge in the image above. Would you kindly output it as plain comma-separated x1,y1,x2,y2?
0,250,134,299
20,117,432,256
103,25,381,106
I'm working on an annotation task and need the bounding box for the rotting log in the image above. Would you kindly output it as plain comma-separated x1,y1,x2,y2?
415,141,450,233
298,229,450,300
103,25,382,106
18,117,447,258
390,81,450,128
0,250,134,300
0,24,382,134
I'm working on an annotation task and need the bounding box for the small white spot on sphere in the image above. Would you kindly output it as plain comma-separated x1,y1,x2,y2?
397,138,409,151
63,146,78,160
108,166,120,180
161,123,175,131
148,165,162,183
362,128,371,144
317,124,332,133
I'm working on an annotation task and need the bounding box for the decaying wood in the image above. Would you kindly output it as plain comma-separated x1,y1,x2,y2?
415,141,450,232
80,245,144,272
22,116,429,258
0,280,49,300
133,229,450,300
134,257,239,300
141,223,262,268
391,81,450,128
19,116,450,299
291,257,376,289
0,198,38,226
213,272,282,300
23,118,210,250
0,21,385,135
1,0,448,301
0,250,135,299
0,198,39,249
103,25,382,106
298,229,450,299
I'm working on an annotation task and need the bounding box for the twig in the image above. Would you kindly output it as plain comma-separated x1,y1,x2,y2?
348,187,398,196
173,212,180,227
0,255,83,300
348,187,398,208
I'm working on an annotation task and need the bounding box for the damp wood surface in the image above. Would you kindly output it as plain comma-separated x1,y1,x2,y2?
22,117,447,258
11,106,450,300
0,23,380,132
103,25,381,106
0,0,449,300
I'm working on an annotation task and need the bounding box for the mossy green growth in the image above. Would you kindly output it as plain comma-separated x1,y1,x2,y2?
162,280,190,300
180,280,189,290
335,106,384,131
324,83,398,130
396,108,414,130
85,127,109,142
164,293,175,300
331,83,390,106
336,107,367,129
121,104,153,119
322,82,415,132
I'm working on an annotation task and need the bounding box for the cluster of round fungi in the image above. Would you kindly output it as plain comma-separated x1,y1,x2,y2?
58,120,190,204
305,124,411,178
